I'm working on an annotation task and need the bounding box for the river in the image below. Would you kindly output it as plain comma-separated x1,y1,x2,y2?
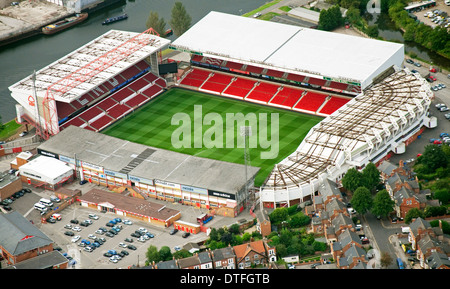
0,0,266,122
368,13,450,70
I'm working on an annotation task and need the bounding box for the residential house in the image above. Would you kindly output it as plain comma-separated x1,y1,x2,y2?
178,251,213,269
0,211,56,266
393,187,421,219
330,228,368,269
324,213,355,244
152,259,179,269
234,240,276,269
409,218,450,269
211,246,236,269
425,251,450,269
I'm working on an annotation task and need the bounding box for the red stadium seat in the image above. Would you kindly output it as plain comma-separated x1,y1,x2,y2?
294,91,327,112
318,96,350,115
269,87,304,108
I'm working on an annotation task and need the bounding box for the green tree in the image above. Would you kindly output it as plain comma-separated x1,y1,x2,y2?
159,245,172,261
145,245,161,264
146,11,167,36
421,145,448,173
403,23,416,42
366,24,379,38
342,167,363,192
362,162,381,191
269,207,289,224
169,2,192,37
173,248,192,259
434,189,450,205
351,186,373,214
371,189,394,218
318,5,344,31
404,208,424,224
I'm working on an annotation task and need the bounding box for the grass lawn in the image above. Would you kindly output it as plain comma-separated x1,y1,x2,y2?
0,119,22,140
103,88,322,186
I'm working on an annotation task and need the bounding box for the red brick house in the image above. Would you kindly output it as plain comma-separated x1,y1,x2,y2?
0,211,58,266
234,240,276,269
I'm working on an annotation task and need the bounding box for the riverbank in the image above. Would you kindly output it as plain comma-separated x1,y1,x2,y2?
0,0,71,46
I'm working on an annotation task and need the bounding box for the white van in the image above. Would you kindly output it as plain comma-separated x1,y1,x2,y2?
39,198,53,207
34,203,47,211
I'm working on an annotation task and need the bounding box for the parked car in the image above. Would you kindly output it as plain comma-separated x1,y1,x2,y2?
123,219,133,225
182,232,190,238
64,231,75,236
19,131,28,137
124,238,134,243
88,213,99,220
433,140,442,144
71,235,81,243
406,59,414,64
429,67,437,72
169,229,178,235
70,219,79,224
440,106,449,112
413,62,421,67
127,244,137,250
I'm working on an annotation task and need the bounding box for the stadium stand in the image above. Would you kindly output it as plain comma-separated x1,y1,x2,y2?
318,96,351,115
180,68,211,88
222,77,257,99
246,82,280,103
269,86,304,109
90,114,114,131
200,72,234,93
293,91,328,113
307,77,327,87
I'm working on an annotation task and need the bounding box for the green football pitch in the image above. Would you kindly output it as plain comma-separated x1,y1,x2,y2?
103,88,322,186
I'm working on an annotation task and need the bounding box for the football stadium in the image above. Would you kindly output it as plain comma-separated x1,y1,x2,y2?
9,11,435,215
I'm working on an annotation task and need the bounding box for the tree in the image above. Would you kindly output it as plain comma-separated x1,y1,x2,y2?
351,186,373,214
371,189,394,218
145,245,161,264
169,2,192,37
366,24,379,38
269,207,289,224
342,167,363,192
318,5,344,31
362,162,381,191
380,251,393,269
159,245,173,261
421,145,448,173
146,11,167,36
404,208,424,224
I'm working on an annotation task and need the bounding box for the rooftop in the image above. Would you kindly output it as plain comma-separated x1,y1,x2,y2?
171,11,404,86
37,125,259,194
9,29,170,103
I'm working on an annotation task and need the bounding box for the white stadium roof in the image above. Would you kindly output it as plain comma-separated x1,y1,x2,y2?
9,29,170,103
262,68,433,192
171,11,404,88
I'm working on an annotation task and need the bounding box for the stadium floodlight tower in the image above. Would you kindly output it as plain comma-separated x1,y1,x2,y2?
240,125,252,207
38,28,163,140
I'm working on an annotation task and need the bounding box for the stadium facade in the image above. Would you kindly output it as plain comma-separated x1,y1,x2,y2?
8,11,436,212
